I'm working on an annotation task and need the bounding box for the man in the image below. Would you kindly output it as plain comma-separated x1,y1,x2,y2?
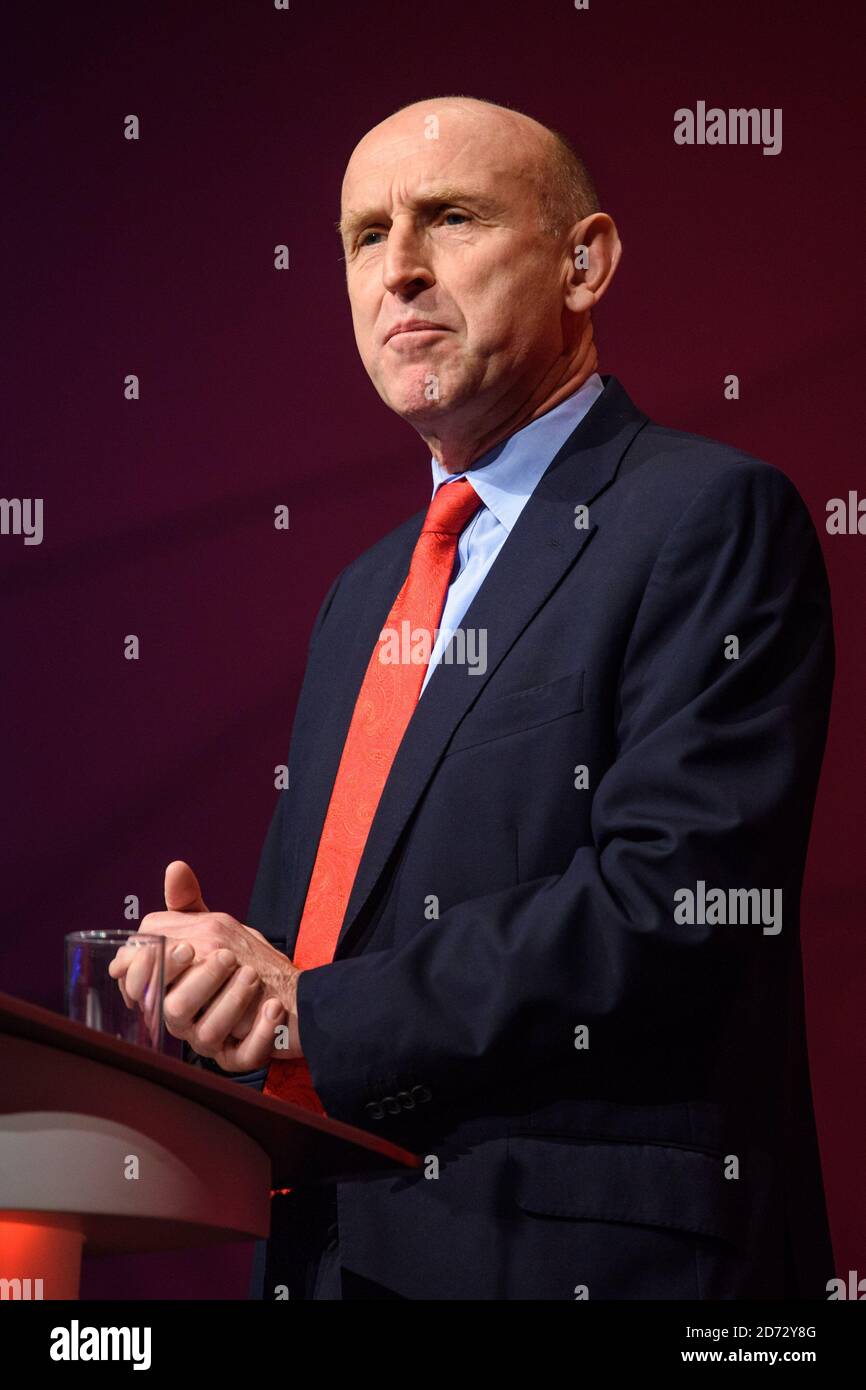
115,95,835,1299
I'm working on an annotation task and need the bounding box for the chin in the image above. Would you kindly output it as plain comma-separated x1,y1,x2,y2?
378,366,468,423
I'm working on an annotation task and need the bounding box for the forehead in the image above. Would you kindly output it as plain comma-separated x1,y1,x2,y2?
341,106,542,210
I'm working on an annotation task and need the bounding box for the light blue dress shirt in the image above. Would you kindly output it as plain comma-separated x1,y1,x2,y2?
419,372,605,696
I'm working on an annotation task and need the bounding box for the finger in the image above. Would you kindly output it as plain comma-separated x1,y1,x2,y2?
191,966,262,1054
105,943,137,1007
118,973,133,1009
108,942,138,979
164,860,208,913
142,978,162,1042
109,933,182,977
115,938,194,1009
223,996,285,1072
163,939,198,985
111,915,209,983
109,931,162,980
229,993,260,1041
123,941,164,1005
163,949,238,1036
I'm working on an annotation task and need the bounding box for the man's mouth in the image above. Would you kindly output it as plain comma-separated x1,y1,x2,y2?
384,320,450,344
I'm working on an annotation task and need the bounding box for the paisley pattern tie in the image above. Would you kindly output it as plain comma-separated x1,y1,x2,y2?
263,478,484,1114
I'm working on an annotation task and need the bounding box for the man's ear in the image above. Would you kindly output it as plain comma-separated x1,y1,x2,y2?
563,212,622,315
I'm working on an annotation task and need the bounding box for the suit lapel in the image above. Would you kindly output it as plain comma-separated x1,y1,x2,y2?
287,374,649,958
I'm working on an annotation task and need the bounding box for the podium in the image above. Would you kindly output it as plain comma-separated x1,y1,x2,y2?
0,992,420,1298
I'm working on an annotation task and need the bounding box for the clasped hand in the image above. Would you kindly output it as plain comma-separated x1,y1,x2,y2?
108,861,302,1071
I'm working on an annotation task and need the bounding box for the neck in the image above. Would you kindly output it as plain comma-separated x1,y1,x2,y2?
424,321,598,475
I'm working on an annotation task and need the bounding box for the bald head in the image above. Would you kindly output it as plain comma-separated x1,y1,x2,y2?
342,95,599,243
339,94,621,472
397,97,598,238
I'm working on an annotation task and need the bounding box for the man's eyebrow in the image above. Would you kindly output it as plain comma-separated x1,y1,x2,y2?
337,187,500,242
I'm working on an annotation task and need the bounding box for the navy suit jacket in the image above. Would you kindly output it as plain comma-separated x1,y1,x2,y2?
198,374,835,1299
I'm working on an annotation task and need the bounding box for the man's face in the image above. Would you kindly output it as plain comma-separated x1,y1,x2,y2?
340,103,570,434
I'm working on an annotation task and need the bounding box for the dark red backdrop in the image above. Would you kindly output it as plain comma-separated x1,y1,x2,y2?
3,0,863,1298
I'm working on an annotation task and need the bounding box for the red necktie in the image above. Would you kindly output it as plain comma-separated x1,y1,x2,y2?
263,478,484,1114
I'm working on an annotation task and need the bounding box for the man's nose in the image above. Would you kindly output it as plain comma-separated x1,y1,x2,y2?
382,222,434,296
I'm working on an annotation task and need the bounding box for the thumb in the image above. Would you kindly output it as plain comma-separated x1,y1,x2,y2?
164,860,208,913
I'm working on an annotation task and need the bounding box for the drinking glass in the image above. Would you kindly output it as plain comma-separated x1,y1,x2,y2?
64,930,166,1051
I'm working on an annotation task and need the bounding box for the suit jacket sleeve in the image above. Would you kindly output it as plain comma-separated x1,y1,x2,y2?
294,462,835,1126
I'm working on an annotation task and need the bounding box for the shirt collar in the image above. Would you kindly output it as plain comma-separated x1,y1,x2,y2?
429,373,605,533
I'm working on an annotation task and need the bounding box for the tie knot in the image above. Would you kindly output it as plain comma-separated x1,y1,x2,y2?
423,477,483,536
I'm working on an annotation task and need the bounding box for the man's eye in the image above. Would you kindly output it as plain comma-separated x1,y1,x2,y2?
355,211,470,249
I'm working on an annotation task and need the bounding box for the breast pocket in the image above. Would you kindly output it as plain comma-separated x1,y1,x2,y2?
446,668,585,756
